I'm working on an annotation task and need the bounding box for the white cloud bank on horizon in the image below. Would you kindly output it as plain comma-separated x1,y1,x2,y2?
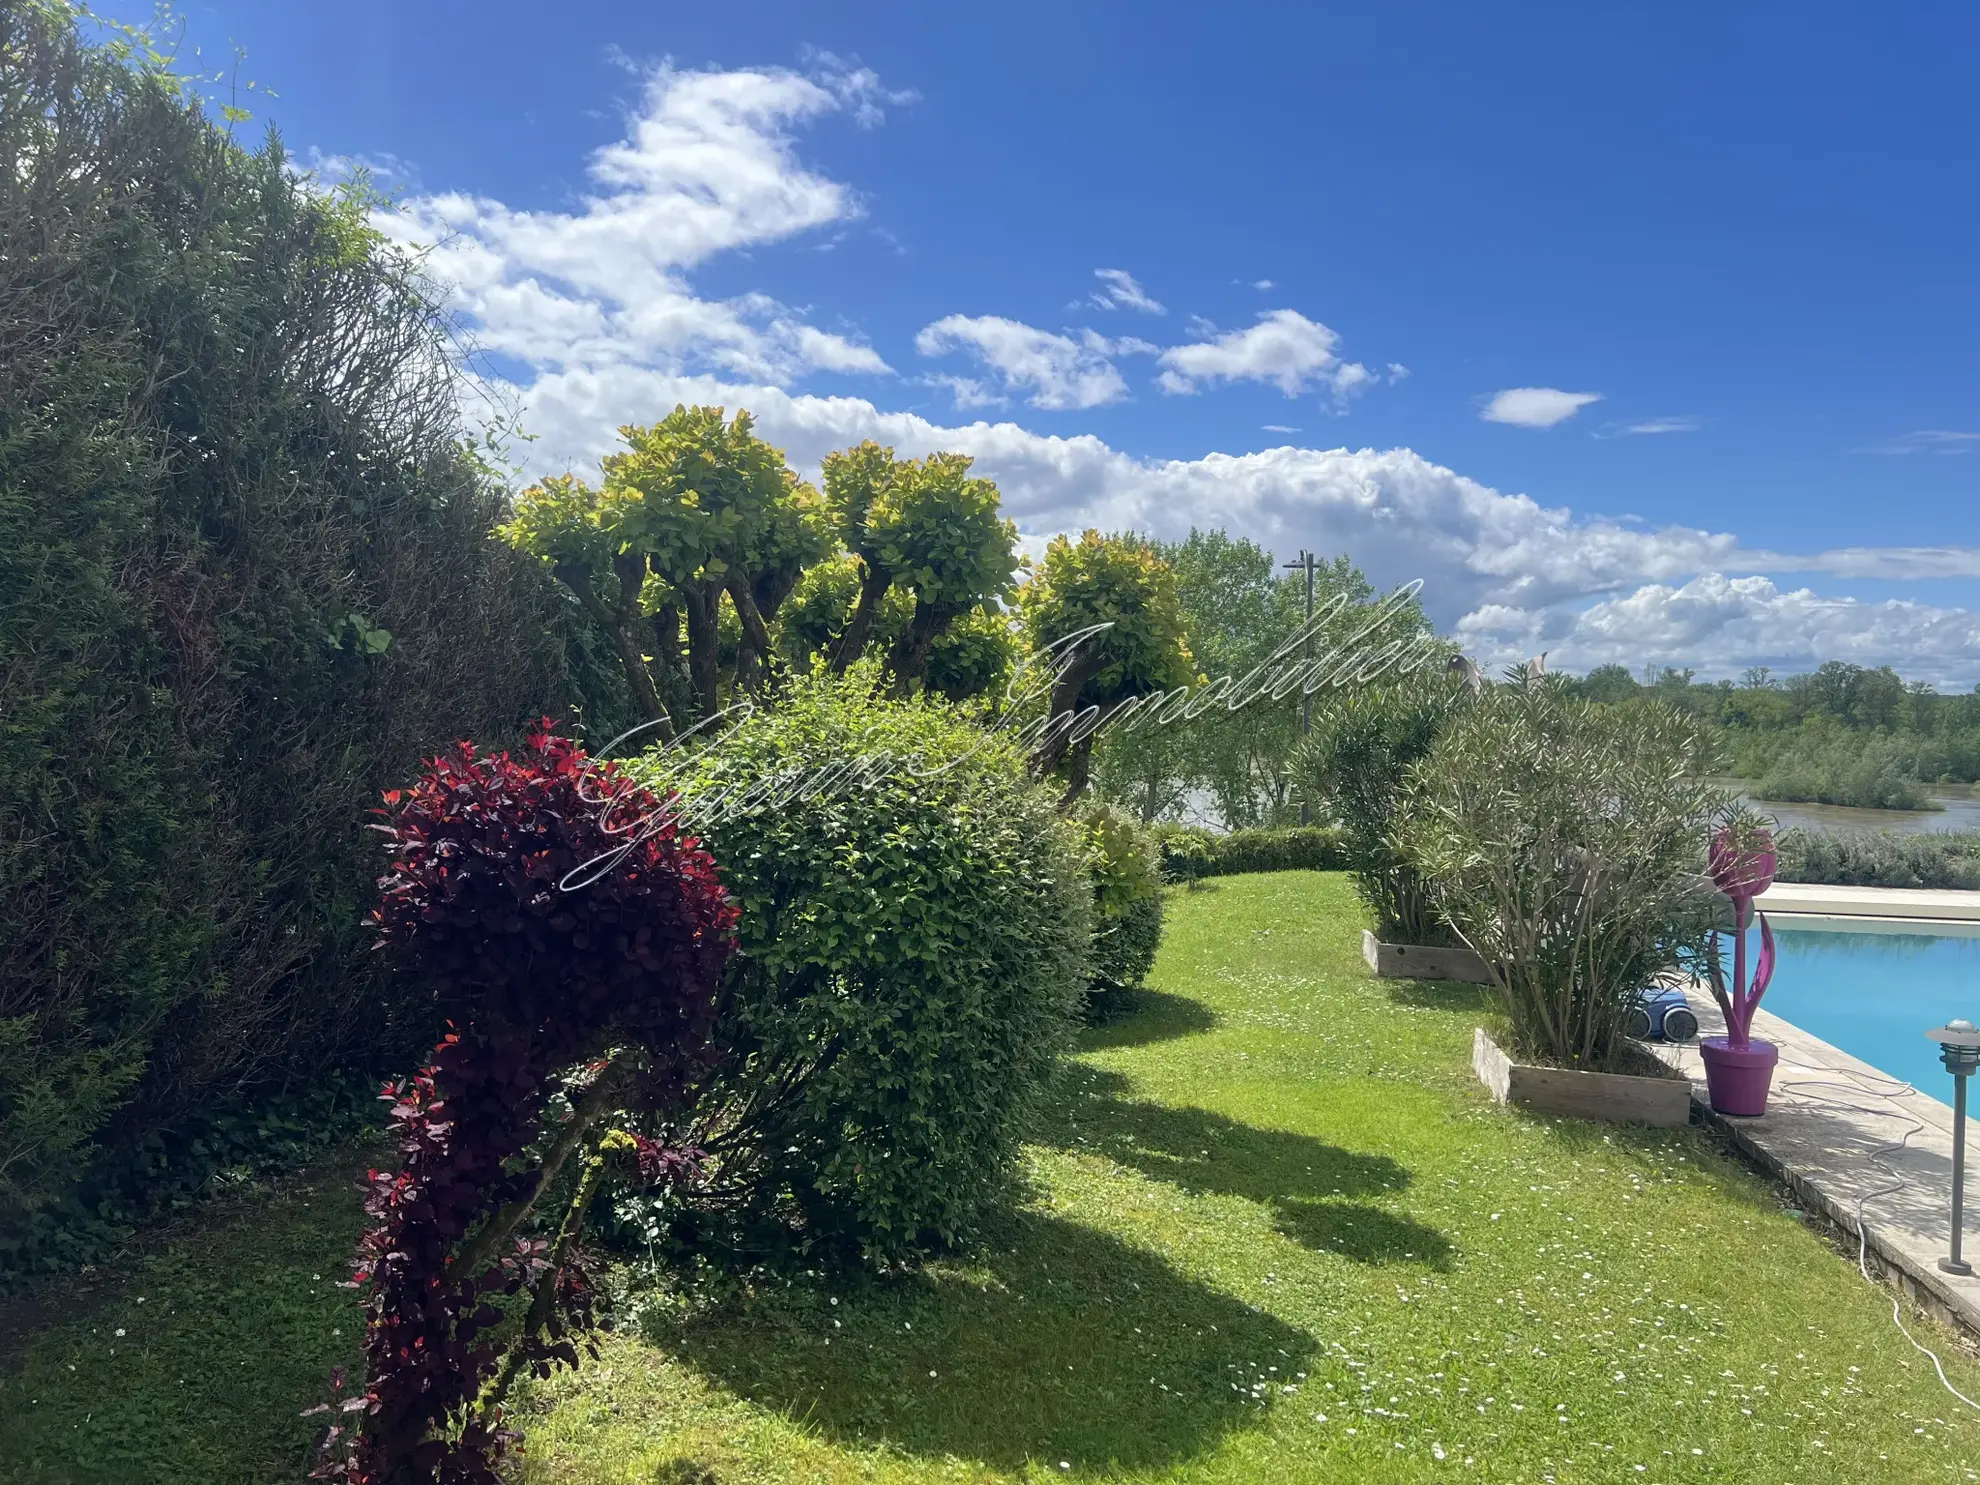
373,61,1980,688
499,362,1980,687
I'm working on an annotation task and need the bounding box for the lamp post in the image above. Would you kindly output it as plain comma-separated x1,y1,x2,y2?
1282,550,1317,826
1928,1018,1980,1276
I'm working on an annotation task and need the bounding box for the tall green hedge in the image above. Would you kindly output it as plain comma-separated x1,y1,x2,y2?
0,7,607,1256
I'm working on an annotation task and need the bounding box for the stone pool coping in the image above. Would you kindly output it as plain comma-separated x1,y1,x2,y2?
1653,987,1980,1339
1757,881,1980,921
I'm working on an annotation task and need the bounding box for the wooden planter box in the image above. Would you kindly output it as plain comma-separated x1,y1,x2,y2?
1361,928,1490,983
1472,1027,1692,1128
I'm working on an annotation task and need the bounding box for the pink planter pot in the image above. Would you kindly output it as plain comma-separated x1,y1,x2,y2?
1699,1036,1779,1117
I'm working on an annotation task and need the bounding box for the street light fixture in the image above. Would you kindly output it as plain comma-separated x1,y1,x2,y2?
1928,1018,1980,1276
1283,551,1317,826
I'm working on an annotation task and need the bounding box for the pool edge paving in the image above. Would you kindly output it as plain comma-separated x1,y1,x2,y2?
1759,881,1980,922
1654,990,1980,1341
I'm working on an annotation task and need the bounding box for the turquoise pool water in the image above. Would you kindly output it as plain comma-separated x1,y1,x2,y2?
1763,919,1980,1094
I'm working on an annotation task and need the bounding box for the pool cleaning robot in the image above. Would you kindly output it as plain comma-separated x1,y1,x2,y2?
1626,985,1699,1043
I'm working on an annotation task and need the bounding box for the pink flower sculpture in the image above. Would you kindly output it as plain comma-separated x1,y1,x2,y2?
1707,824,1777,1048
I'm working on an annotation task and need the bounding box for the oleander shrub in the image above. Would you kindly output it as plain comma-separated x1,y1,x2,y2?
311,726,734,1484
1406,689,1725,1071
628,667,1092,1271
1083,804,1166,1017
1776,828,1980,890
1152,824,1349,881
1295,671,1473,942
0,8,607,1262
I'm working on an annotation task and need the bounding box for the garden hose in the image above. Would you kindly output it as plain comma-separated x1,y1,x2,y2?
1768,1060,1980,1416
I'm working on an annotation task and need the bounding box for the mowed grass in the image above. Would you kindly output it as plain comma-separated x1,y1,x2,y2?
513,872,1980,1484
5,870,1980,1482
0,1148,369,1483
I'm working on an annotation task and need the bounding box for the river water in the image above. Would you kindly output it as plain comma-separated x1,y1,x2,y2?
1722,780,1980,836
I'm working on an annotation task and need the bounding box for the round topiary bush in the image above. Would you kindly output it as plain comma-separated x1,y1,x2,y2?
632,667,1092,1270
1081,803,1166,1019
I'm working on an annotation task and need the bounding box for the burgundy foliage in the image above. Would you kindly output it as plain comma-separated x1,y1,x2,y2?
310,724,735,1485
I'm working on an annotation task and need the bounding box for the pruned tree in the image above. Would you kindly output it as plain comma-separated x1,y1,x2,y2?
1017,530,1196,806
822,442,1019,690
603,406,828,719
878,454,1021,690
822,441,899,673
501,473,678,729
775,552,913,673
504,406,828,731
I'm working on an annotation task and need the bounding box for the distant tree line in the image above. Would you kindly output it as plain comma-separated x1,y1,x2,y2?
1563,660,1980,809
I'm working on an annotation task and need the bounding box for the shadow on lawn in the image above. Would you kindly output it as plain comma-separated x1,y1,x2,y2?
1271,1199,1453,1267
1046,1070,1455,1270
653,1210,1318,1473
1382,976,1491,1013
1078,988,1218,1051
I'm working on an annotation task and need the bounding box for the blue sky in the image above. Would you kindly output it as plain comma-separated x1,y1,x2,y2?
126,1,1980,683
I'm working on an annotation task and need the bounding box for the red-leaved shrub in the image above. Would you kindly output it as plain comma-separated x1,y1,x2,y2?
310,724,734,1484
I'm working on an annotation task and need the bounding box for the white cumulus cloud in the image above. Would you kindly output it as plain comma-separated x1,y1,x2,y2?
373,63,892,384
1481,387,1603,428
1156,310,1373,402
915,316,1132,410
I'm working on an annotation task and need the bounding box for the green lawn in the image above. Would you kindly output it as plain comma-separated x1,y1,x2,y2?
7,870,1980,1482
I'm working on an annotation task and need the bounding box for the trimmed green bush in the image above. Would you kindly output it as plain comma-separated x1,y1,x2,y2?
635,668,1092,1270
1081,804,1166,1018
1152,824,1349,881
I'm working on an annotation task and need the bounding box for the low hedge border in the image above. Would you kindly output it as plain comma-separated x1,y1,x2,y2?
1152,824,1350,881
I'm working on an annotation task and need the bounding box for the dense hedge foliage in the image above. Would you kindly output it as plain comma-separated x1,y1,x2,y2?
632,669,1092,1271
1756,733,1934,811
1776,828,1980,890
1153,824,1350,880
0,9,602,1257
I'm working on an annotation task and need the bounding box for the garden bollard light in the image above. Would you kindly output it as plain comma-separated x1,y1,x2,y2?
1928,1018,1980,1276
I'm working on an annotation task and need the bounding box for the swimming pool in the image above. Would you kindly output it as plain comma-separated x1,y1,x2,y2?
1761,917,1980,1094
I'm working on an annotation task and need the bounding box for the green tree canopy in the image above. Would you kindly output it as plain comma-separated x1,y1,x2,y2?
504,405,829,728
1090,530,1426,827
1018,530,1196,803
820,440,1020,692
